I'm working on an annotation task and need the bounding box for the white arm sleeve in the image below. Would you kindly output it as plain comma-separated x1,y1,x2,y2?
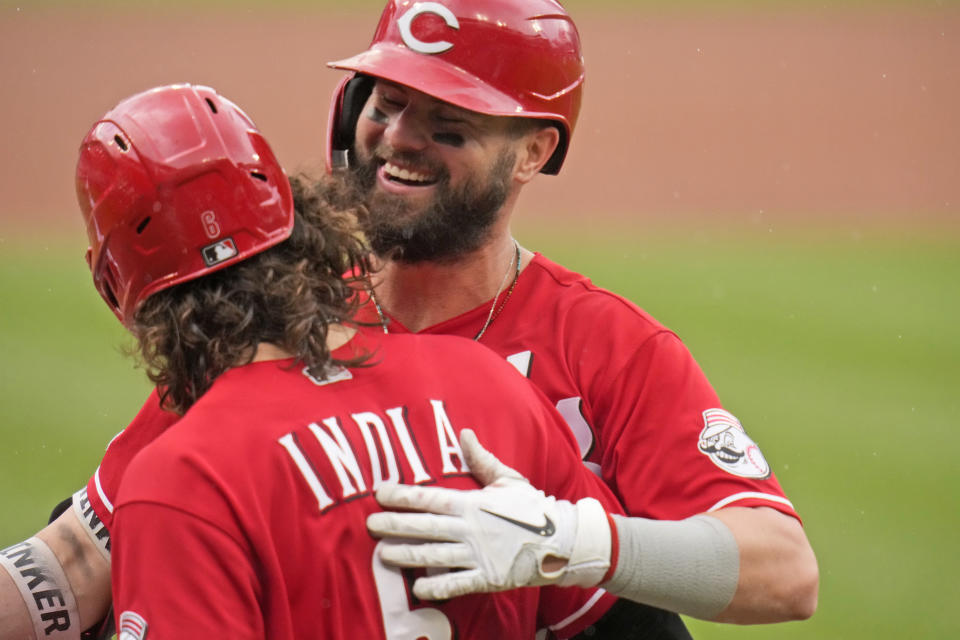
70,488,111,563
603,514,740,620
0,537,81,640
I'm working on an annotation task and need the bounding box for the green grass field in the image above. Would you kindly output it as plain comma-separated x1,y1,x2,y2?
0,234,153,537
518,220,960,638
1,221,956,637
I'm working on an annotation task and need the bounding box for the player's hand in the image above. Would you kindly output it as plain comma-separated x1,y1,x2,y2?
366,429,612,600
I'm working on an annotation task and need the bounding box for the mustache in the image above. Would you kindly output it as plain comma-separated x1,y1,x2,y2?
370,145,448,180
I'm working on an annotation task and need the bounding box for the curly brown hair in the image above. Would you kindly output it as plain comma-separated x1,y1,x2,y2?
131,174,373,415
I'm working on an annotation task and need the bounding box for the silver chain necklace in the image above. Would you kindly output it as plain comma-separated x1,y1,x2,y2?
368,241,521,341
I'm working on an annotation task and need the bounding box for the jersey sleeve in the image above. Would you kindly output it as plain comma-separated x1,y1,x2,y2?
84,388,180,532
110,430,263,640
111,502,262,639
587,329,800,521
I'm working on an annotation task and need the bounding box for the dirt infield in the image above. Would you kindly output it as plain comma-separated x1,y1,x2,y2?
1,4,957,233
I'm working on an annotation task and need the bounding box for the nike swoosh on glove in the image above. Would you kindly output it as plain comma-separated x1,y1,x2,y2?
366,429,612,600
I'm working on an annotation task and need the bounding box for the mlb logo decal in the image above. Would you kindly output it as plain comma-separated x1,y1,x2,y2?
201,237,238,267
697,409,771,479
118,610,148,640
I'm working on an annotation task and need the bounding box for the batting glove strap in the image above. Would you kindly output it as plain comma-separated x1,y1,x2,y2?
552,497,612,588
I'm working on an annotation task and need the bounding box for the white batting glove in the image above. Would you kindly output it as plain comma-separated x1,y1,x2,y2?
366,429,612,600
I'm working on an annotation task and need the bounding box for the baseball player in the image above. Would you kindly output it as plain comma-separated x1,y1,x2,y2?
326,0,818,627
12,83,629,640
0,0,816,636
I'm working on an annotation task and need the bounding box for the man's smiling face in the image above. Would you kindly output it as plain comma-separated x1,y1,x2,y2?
351,80,521,263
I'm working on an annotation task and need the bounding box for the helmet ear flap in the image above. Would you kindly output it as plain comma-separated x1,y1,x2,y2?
540,122,567,176
329,75,375,170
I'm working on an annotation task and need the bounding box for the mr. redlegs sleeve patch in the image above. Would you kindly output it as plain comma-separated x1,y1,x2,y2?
698,409,771,479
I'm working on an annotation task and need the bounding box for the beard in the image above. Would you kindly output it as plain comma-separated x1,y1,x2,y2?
348,147,514,264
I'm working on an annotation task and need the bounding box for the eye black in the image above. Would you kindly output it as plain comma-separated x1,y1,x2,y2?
366,107,389,125
432,132,464,148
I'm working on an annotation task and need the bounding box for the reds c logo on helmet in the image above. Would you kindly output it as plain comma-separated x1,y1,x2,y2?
396,2,460,54
326,0,585,175
75,84,294,326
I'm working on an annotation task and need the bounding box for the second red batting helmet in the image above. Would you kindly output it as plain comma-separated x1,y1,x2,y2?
76,84,294,326
327,0,585,175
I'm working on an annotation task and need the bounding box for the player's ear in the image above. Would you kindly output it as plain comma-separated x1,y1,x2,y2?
513,124,560,184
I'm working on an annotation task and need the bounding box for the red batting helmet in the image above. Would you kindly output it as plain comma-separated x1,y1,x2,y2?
327,0,585,175
76,84,294,326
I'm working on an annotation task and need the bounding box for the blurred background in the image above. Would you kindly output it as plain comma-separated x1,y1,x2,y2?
1,0,957,637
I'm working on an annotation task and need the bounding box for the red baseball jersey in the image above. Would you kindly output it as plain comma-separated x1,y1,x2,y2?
359,254,800,522
86,252,802,634
110,331,619,639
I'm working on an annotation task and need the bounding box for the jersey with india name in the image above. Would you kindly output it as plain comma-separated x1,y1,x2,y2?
110,331,620,640
367,253,801,523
